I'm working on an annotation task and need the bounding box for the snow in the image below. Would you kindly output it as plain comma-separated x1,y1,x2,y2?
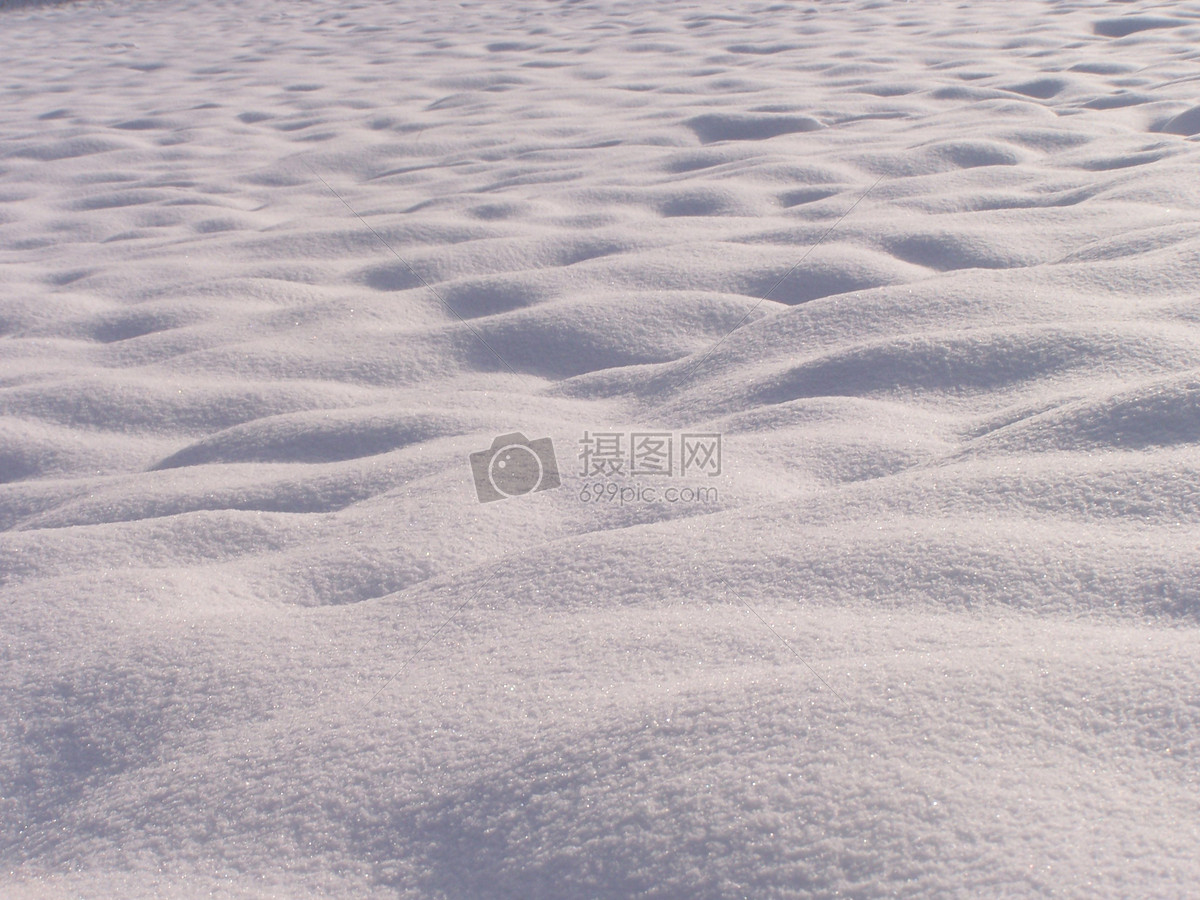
2,0,1199,896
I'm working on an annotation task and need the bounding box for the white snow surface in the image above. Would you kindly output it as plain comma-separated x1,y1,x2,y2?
2,0,1200,896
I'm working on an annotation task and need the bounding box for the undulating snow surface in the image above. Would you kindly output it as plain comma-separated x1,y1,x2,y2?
2,0,1199,896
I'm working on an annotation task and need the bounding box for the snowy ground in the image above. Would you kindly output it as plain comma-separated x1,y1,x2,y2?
2,0,1199,896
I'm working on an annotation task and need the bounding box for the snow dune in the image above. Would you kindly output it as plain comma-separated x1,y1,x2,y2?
2,0,1199,897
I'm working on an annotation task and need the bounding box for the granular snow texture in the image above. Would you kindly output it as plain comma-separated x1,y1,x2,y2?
2,0,1199,897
